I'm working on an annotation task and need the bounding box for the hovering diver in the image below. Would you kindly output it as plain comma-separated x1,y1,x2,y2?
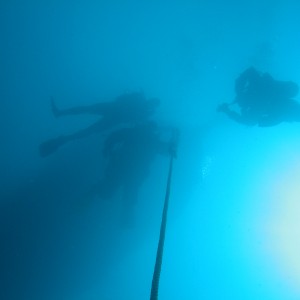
217,67,300,126
88,121,178,226
39,92,160,157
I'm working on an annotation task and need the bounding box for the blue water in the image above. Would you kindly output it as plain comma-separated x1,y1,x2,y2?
1,0,300,299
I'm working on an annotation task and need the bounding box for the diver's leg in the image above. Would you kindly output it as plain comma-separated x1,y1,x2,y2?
39,135,69,157
66,118,115,140
51,98,111,117
39,119,115,157
218,104,257,126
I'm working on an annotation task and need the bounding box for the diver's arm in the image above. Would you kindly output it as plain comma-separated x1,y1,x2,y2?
51,97,111,117
224,110,247,124
226,110,258,126
62,118,117,142
219,104,256,126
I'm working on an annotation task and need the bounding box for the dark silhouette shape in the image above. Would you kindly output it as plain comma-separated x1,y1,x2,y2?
218,67,300,126
150,131,177,300
39,92,160,157
88,121,177,226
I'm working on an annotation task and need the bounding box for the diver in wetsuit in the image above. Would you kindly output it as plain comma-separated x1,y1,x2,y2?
218,67,300,127
89,121,177,226
39,92,160,157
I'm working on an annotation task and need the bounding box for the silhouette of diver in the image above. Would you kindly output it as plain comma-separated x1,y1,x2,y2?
39,92,160,157
88,121,178,226
217,67,300,126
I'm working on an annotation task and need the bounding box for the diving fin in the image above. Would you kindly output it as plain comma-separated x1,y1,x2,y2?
39,136,66,157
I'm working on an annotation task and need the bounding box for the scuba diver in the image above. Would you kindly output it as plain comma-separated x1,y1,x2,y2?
88,121,178,226
217,67,300,126
39,92,160,157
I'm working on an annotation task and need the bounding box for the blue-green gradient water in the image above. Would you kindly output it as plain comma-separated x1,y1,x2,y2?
1,1,300,299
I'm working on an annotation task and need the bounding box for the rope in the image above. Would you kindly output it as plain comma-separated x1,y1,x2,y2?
150,155,174,300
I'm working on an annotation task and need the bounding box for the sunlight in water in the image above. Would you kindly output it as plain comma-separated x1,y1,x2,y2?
265,158,300,292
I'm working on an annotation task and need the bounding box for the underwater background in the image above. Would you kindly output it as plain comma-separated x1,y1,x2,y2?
1,0,300,299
